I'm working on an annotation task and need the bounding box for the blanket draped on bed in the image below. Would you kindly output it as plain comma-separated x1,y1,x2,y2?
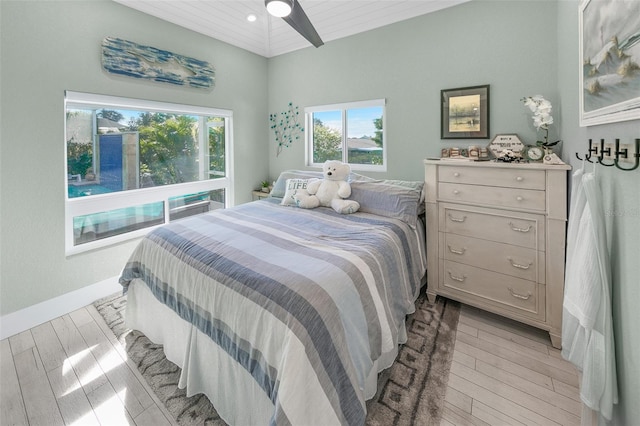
119,198,426,425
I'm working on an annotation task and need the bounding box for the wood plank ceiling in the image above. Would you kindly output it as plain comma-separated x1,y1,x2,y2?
113,0,470,58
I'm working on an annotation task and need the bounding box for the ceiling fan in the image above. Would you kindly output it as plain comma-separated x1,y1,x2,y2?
265,0,324,48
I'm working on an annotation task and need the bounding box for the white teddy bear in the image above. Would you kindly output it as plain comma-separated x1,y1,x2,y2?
294,160,360,214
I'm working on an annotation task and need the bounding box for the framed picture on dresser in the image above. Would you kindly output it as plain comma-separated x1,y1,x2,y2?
441,84,490,139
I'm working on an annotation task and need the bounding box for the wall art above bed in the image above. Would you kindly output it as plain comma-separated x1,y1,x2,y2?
270,102,304,157
101,37,215,89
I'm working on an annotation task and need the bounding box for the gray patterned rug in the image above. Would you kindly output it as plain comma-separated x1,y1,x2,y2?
95,289,459,426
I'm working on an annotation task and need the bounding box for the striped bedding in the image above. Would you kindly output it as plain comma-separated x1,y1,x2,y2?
119,197,426,425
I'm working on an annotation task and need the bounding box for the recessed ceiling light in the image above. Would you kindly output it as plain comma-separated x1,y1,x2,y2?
246,14,257,22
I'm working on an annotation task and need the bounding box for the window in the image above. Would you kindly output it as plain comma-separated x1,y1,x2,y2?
305,99,386,171
65,91,233,255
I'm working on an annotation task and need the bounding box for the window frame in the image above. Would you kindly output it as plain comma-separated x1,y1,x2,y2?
305,99,386,172
64,91,234,256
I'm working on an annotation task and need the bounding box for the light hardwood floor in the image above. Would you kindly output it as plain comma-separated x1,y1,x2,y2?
442,305,581,426
1,304,177,426
1,301,581,426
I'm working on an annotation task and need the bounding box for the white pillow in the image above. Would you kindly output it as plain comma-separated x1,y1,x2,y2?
280,178,311,206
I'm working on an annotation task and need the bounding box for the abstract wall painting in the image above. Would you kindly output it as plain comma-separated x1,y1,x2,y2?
579,0,640,126
101,37,215,89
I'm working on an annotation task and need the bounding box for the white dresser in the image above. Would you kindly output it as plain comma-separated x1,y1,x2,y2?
424,160,570,348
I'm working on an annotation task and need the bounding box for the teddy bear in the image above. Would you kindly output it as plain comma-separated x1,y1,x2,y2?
294,160,360,214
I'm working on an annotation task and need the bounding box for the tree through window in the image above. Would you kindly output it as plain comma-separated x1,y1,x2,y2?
305,99,386,172
64,91,233,254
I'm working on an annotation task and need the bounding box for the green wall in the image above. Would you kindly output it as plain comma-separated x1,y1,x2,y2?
267,0,638,422
557,1,639,424
0,0,268,314
1,0,637,422
267,0,558,180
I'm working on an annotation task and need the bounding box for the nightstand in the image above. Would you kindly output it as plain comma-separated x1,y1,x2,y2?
252,190,270,200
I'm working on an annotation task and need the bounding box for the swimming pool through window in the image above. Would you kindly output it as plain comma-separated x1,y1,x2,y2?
64,91,233,255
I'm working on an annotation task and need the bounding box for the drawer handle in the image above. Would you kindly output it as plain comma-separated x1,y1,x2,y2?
509,222,532,233
508,257,532,270
453,172,461,177
448,245,466,255
448,271,467,282
516,176,524,182
448,214,467,223
508,287,532,300
516,196,524,202
453,190,460,195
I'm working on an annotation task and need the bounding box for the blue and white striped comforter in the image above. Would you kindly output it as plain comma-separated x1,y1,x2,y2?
119,198,426,425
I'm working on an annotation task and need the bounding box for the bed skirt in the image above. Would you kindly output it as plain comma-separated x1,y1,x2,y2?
126,279,407,425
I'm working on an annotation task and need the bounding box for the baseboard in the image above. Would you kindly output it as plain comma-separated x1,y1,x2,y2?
0,276,122,340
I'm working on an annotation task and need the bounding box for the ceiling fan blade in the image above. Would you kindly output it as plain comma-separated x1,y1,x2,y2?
282,0,324,48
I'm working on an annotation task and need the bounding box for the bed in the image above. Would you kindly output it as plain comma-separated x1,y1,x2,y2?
119,171,426,425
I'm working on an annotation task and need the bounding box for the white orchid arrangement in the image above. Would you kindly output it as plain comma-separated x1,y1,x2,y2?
522,95,555,147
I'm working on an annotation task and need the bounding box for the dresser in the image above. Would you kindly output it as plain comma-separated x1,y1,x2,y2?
424,160,570,348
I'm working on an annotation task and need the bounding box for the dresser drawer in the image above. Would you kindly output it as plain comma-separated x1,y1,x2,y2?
439,204,545,250
439,182,546,211
440,260,545,321
438,166,546,190
442,233,545,283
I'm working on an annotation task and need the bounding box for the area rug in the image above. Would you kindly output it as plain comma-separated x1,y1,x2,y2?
94,290,459,426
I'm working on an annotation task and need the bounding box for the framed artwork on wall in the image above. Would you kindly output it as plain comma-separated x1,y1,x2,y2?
101,37,215,89
441,85,490,139
579,0,640,126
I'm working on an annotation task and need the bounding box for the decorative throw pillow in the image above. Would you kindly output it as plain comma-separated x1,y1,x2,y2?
271,171,324,198
280,178,311,206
